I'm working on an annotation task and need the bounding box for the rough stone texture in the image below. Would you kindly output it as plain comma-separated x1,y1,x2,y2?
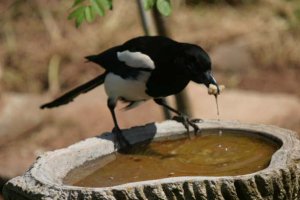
3,120,300,200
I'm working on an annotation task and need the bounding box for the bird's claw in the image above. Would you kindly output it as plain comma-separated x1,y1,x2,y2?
172,115,202,138
112,127,131,149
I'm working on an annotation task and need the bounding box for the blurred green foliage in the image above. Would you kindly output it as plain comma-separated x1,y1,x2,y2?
68,0,172,27
68,0,113,27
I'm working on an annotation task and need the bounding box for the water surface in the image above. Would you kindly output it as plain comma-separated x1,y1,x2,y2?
64,131,280,187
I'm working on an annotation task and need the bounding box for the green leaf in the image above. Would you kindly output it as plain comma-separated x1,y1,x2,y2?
84,6,95,22
72,0,85,7
90,0,105,16
100,0,113,10
143,0,155,10
156,0,171,16
75,9,85,27
68,5,86,27
109,0,113,10
68,6,85,20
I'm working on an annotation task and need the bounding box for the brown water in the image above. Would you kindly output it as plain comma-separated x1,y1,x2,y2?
64,131,280,188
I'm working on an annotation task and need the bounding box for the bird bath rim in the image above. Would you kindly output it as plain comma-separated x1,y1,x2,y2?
3,120,300,200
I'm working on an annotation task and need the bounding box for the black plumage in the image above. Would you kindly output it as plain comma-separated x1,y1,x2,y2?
41,36,219,147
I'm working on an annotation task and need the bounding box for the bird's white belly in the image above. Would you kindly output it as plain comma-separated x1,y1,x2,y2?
104,72,151,101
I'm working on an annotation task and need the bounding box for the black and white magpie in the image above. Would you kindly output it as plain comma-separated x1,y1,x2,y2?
40,36,220,146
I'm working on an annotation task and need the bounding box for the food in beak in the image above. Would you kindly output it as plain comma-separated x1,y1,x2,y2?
208,84,225,95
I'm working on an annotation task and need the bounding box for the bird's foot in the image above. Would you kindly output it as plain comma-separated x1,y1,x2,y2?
172,115,202,138
112,127,131,149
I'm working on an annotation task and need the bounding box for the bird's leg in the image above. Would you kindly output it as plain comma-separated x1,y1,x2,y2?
107,98,130,149
154,98,201,137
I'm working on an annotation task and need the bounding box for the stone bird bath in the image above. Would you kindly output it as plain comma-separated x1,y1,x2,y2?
3,120,300,200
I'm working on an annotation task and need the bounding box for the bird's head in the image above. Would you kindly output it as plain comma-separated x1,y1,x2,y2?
181,43,220,94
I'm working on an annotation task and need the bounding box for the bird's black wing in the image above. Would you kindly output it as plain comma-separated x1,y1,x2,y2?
40,72,107,109
85,36,177,79
85,45,153,79
144,40,191,98
85,36,191,98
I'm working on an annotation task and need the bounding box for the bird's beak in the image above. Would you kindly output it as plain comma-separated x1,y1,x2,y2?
204,71,220,94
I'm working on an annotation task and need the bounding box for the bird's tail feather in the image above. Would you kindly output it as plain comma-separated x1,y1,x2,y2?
40,72,107,109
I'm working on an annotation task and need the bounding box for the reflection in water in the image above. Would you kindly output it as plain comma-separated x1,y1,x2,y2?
64,132,279,188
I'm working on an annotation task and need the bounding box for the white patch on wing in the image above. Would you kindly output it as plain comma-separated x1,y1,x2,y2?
104,72,151,102
117,50,155,70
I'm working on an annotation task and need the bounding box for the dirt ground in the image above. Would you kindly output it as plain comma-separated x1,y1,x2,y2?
0,0,300,198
